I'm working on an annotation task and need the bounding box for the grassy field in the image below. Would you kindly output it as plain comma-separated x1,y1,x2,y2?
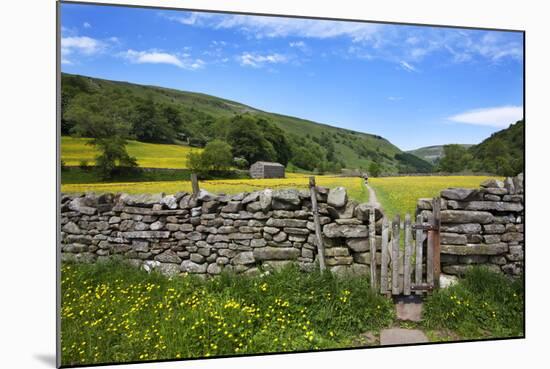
60,262,523,366
61,261,394,366
61,174,370,204
369,175,501,218
61,136,202,169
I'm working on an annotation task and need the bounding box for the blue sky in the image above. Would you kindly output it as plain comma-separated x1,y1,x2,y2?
60,3,524,151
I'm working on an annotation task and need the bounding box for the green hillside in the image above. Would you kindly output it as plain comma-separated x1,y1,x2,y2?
421,120,524,176
408,144,473,164
61,73,431,174
468,120,524,176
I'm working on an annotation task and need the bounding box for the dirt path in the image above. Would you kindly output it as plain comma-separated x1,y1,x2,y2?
365,182,381,208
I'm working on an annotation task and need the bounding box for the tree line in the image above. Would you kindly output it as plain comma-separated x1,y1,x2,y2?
436,120,524,177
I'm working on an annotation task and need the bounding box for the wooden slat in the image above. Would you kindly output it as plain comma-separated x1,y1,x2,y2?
426,212,434,287
414,214,424,295
380,218,390,294
432,197,441,289
369,210,377,289
403,214,412,295
391,215,401,295
309,177,326,271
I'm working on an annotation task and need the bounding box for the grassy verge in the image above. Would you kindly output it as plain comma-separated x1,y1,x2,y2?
422,267,524,339
369,175,501,218
61,261,393,366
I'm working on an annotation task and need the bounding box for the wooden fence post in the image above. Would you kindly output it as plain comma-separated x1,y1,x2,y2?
190,173,200,197
414,214,423,295
368,210,377,289
309,177,326,272
403,214,412,295
391,214,401,295
380,217,389,294
432,197,441,289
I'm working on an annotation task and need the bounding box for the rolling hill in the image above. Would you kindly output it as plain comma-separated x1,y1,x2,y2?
61,73,432,174
407,144,473,164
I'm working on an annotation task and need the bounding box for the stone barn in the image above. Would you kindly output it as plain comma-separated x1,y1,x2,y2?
249,161,285,179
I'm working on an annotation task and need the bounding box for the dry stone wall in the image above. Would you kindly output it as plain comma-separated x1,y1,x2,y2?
416,173,524,277
60,187,382,277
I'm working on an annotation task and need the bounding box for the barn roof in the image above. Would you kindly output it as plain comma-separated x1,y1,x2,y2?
251,161,284,167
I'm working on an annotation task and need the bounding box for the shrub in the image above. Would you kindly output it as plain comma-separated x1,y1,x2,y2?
79,160,90,170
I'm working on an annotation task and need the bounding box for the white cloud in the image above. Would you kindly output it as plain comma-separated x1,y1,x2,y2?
83,22,91,29
165,12,380,42
120,49,204,70
61,36,105,56
163,12,523,68
61,36,107,64
399,61,417,72
237,52,288,68
447,106,523,128
387,96,403,101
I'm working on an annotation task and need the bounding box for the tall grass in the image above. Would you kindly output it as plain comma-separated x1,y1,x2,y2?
61,261,393,366
422,266,524,339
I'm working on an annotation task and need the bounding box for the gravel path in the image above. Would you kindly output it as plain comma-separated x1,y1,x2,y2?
365,182,381,208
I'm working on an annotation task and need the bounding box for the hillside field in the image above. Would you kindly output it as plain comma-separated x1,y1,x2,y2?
61,136,201,169
369,175,502,218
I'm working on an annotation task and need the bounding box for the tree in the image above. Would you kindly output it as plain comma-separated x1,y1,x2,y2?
226,115,276,164
65,93,137,179
187,139,233,174
438,144,469,173
368,162,382,177
131,97,178,143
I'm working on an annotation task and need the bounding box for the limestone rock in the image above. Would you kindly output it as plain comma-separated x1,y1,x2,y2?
272,189,301,210
253,247,300,260
441,210,493,224
440,223,482,234
232,251,255,265
323,223,368,238
327,187,347,208
161,195,178,210
157,263,180,277
154,250,182,264
441,242,508,255
480,179,505,189
441,188,476,201
180,260,207,273
62,221,81,234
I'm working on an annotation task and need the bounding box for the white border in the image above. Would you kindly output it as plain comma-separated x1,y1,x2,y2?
1,1,547,368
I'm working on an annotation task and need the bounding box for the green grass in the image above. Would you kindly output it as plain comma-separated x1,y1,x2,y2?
422,267,524,339
60,261,394,366
369,175,502,218
61,136,202,169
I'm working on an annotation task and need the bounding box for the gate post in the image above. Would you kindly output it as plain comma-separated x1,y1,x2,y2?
432,197,441,289
309,177,326,272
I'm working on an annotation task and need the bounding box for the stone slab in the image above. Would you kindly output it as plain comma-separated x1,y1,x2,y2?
395,302,423,322
380,328,429,345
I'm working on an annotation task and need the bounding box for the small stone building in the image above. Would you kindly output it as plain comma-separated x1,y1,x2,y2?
249,161,285,179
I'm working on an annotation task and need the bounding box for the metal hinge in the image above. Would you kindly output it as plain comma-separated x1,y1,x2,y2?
410,283,435,291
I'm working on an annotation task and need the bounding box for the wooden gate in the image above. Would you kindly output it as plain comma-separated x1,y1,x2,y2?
370,197,441,296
